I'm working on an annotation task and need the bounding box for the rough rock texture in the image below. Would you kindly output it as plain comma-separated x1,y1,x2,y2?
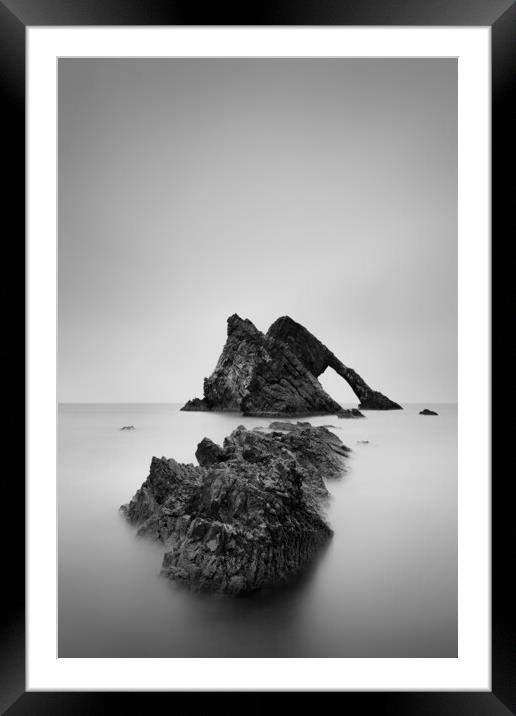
121,423,350,594
420,408,438,415
182,314,401,415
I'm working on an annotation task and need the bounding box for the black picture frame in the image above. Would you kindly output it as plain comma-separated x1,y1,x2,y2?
2,0,510,713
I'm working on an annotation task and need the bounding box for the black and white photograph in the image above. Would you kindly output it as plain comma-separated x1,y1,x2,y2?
0,0,508,706
57,56,458,659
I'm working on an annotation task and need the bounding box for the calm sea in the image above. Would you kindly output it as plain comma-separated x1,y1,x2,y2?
58,403,457,657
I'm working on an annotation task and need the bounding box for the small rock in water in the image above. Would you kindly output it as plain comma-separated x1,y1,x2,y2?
337,409,365,419
419,409,438,416
120,425,135,430
268,420,312,432
357,440,369,444
268,421,298,431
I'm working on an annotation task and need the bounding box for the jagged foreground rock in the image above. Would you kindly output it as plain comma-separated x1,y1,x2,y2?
121,422,350,594
182,314,401,415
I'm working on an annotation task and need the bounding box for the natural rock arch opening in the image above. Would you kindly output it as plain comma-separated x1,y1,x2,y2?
265,316,401,411
318,365,359,407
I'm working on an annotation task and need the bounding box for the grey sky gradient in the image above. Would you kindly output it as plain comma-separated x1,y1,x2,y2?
58,58,457,404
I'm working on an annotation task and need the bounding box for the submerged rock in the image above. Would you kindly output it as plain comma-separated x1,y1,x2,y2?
337,409,365,418
419,409,438,416
121,423,350,595
268,420,312,431
181,314,402,416
120,425,135,431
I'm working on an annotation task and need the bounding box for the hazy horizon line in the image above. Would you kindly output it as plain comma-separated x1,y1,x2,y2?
58,400,457,406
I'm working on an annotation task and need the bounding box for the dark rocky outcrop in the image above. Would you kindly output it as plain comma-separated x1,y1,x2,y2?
121,423,350,594
181,314,401,416
120,425,135,430
419,408,438,416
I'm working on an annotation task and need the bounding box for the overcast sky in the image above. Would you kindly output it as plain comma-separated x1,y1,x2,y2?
58,58,457,404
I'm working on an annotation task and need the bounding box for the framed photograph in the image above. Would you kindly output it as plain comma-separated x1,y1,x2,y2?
2,0,509,712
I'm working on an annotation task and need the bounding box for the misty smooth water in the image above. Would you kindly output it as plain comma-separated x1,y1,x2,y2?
58,403,457,657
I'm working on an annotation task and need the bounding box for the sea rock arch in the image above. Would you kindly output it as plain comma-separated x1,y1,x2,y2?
182,314,402,416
